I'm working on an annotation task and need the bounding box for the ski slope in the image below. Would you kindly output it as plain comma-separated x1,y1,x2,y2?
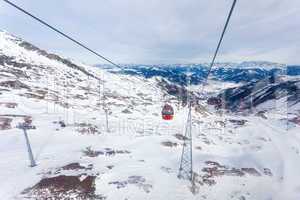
0,30,300,200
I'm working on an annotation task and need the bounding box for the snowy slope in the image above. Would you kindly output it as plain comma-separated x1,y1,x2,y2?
0,31,300,200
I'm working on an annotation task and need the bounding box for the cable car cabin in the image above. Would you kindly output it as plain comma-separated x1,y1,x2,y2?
162,104,174,120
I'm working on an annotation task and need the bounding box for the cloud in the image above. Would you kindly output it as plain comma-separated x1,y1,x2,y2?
0,0,299,64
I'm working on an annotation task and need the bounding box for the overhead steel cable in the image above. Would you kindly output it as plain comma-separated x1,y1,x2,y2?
3,0,123,69
204,0,237,83
178,0,238,183
3,0,164,96
3,0,237,96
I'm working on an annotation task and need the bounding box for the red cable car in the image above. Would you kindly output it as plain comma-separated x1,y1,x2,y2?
162,104,174,120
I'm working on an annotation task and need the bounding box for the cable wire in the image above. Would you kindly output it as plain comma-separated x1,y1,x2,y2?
3,0,123,69
3,0,237,94
3,0,161,93
204,0,237,83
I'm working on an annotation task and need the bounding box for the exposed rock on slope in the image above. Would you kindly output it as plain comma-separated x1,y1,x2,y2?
216,77,300,111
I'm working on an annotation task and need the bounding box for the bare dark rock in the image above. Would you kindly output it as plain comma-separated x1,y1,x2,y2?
74,94,88,100
109,176,152,193
195,146,202,150
61,163,88,171
106,165,114,170
174,134,188,141
21,163,104,199
0,102,18,108
161,141,178,148
122,108,132,114
241,168,261,176
82,147,104,157
263,168,273,177
20,92,45,99
255,111,268,119
0,114,30,118
0,80,30,89
59,121,66,128
229,119,248,126
0,117,12,130
194,161,267,187
82,147,130,158
290,116,300,126
76,123,101,135
207,97,223,109
21,175,105,200
0,55,31,78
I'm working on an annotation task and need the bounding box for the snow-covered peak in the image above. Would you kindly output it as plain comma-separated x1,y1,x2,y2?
236,61,286,69
208,61,285,69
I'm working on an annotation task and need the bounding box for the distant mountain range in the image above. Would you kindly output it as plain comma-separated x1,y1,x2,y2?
96,63,300,85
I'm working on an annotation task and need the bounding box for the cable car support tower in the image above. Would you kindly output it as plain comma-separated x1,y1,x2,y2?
178,74,193,181
178,0,237,183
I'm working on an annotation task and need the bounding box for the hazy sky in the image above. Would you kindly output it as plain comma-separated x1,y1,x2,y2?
0,0,299,65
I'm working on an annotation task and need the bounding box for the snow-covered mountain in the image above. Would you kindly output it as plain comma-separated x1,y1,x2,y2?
0,30,166,120
97,62,300,85
215,77,300,112
1,30,300,200
235,61,286,69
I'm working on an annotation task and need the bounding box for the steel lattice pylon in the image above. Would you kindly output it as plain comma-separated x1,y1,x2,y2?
178,103,193,181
